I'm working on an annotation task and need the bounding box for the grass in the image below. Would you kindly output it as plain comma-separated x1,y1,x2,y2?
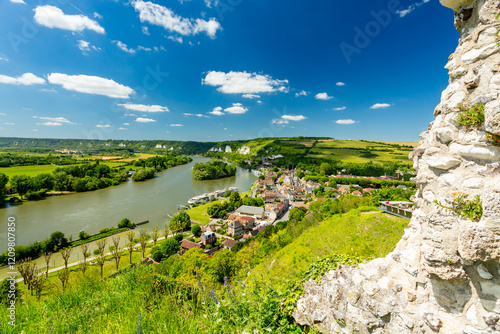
246,208,408,290
70,227,130,247
0,165,65,184
186,200,224,225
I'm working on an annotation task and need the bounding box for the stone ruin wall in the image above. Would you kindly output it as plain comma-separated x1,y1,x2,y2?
293,0,500,333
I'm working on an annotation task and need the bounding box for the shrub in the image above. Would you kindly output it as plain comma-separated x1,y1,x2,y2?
93,249,101,255
457,103,485,128
152,251,163,262
191,224,202,237
435,192,483,222
78,231,89,240
174,234,184,243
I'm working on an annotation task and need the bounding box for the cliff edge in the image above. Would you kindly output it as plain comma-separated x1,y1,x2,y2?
293,0,500,333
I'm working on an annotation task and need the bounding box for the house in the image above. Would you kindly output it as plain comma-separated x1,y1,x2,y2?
223,239,238,250
227,220,244,237
201,231,216,246
352,190,363,197
235,205,265,219
180,239,202,255
263,191,279,203
237,216,255,229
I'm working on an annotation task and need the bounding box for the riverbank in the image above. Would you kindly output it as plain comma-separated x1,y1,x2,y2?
0,157,258,247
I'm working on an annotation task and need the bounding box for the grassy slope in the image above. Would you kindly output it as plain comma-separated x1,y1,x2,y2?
186,199,224,225
0,165,62,183
246,208,408,290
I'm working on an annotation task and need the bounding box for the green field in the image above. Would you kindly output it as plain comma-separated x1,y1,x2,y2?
186,199,223,225
0,165,62,183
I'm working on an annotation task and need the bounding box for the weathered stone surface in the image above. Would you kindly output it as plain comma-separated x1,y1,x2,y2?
293,1,500,333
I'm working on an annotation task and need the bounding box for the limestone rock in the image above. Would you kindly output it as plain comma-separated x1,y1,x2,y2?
293,1,500,333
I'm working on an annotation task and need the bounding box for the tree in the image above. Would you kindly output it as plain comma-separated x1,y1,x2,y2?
126,230,135,264
118,218,134,229
320,162,332,176
43,252,52,278
11,175,32,200
191,224,202,237
95,239,107,279
151,225,160,246
57,268,70,291
139,229,149,259
289,207,307,222
229,191,241,205
46,231,68,252
205,250,237,283
160,238,180,258
60,247,73,269
80,244,90,275
0,173,8,203
169,211,191,234
31,275,44,300
163,224,170,238
111,236,122,271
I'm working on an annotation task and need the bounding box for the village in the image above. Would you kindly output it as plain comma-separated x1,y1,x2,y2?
178,166,415,257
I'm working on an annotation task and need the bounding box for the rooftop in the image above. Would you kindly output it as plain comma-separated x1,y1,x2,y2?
235,205,265,216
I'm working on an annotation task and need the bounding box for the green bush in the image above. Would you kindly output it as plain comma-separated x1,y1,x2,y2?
152,251,163,262
457,103,485,128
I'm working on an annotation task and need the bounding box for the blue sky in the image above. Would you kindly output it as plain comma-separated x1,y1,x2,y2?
0,0,458,142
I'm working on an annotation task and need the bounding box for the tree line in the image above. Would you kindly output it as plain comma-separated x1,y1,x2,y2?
192,160,236,180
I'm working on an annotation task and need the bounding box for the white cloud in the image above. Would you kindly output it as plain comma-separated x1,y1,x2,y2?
142,26,150,35
282,114,307,121
195,114,209,118
167,123,183,127
34,5,105,34
118,103,169,112
48,73,134,99
224,103,248,114
0,73,45,85
183,113,193,116
3,123,15,125
96,124,111,128
118,127,128,130
315,92,333,100
10,0,26,4
132,0,221,39
370,103,391,109
272,114,306,126
137,46,152,52
397,0,430,17
77,40,100,53
203,71,288,94
336,82,345,86
125,113,137,117
204,0,220,8
33,116,74,124
93,12,103,20
123,122,130,125
242,94,260,99
136,117,156,123
332,106,346,111
168,36,183,44
40,88,57,93
0,57,8,62
114,41,136,54
37,122,62,126
209,106,224,116
295,90,308,97
257,100,262,104
335,119,356,125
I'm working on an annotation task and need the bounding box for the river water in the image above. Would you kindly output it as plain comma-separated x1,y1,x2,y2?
0,156,257,247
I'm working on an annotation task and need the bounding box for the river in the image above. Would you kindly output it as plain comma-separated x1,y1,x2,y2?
0,156,257,247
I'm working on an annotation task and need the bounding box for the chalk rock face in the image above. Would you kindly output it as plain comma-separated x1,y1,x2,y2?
293,1,500,333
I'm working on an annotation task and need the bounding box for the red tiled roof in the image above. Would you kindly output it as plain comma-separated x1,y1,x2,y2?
181,239,202,249
223,239,238,248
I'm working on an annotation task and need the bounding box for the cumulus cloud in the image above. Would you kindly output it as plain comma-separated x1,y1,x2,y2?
224,103,248,114
118,103,169,112
272,114,307,126
397,0,430,17
282,115,307,121
167,123,183,127
332,106,346,111
40,88,57,93
118,127,128,130
168,36,183,44
96,124,111,128
34,5,105,34
0,73,45,85
242,94,260,99
209,106,224,116
336,82,345,86
315,92,333,100
77,40,100,53
203,71,288,94
33,116,74,124
132,0,221,39
93,12,103,19
335,119,356,125
370,103,391,109
47,73,134,98
37,122,62,126
142,26,150,35
295,90,308,97
136,117,156,123
114,41,136,54
10,0,26,4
